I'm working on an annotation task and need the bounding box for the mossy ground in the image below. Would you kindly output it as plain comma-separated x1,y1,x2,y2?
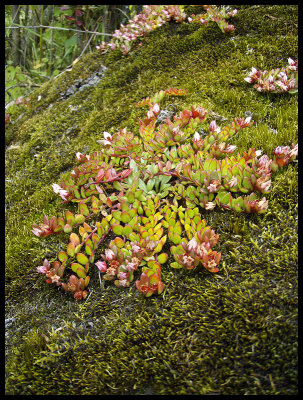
5,5,297,395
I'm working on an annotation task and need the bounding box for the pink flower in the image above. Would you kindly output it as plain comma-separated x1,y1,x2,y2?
182,254,195,268
37,259,51,274
103,131,112,141
208,179,220,193
275,80,288,91
187,237,198,252
289,144,298,158
125,260,137,271
228,176,238,188
51,183,69,201
118,279,129,287
257,198,268,211
49,274,61,283
288,58,297,71
255,150,263,157
105,249,115,261
244,115,252,124
209,120,220,133
95,260,107,272
225,145,237,153
255,177,271,193
228,9,237,17
118,271,128,280
130,243,141,254
205,201,216,210
274,146,290,156
193,131,201,141
244,76,254,83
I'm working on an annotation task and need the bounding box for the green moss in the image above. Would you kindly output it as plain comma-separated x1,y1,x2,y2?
5,5,297,395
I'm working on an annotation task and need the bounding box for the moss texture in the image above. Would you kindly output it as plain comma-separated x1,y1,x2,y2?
5,5,297,395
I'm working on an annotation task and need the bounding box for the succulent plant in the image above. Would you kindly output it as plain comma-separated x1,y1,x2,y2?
33,88,298,299
135,261,164,297
244,58,298,93
61,274,90,300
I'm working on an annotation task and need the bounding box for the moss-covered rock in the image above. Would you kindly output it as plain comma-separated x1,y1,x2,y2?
5,5,297,395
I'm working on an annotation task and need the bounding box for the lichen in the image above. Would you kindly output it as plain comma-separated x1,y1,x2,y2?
5,5,297,395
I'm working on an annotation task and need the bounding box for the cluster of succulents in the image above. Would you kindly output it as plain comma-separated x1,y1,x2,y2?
96,5,237,55
33,85,297,299
188,5,237,33
244,58,298,93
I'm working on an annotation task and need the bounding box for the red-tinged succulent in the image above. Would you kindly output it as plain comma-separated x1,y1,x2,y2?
76,152,90,163
244,59,298,93
135,263,164,297
37,259,65,285
272,144,298,168
33,87,298,300
96,6,187,56
61,274,89,300
32,215,62,237
96,166,132,184
188,5,237,34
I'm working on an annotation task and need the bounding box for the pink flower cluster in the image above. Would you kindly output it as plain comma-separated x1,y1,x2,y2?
175,235,221,273
95,241,143,288
188,5,237,33
244,58,298,93
96,5,187,55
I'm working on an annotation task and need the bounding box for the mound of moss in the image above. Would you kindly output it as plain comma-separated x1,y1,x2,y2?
5,5,297,395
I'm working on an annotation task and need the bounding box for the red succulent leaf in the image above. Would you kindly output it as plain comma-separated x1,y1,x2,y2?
120,169,132,178
105,168,117,181
96,168,105,183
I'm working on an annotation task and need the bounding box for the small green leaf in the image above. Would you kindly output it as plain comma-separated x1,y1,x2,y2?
170,261,183,269
85,243,93,256
79,203,90,216
58,251,68,263
129,232,140,242
121,211,131,223
112,224,124,236
157,253,168,264
70,232,80,246
71,263,86,278
76,253,89,265
65,211,75,225
123,224,133,237
172,234,182,244
112,210,121,221
111,237,125,248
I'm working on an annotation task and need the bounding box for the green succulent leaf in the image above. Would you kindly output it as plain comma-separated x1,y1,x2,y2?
170,261,183,269
112,224,124,236
157,253,168,264
71,263,87,278
58,251,68,263
112,210,121,221
76,253,89,265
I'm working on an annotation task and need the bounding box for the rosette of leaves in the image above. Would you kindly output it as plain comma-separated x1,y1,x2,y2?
61,274,90,300
188,5,237,33
135,260,164,297
141,106,208,153
244,59,298,94
100,128,145,162
170,215,221,273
